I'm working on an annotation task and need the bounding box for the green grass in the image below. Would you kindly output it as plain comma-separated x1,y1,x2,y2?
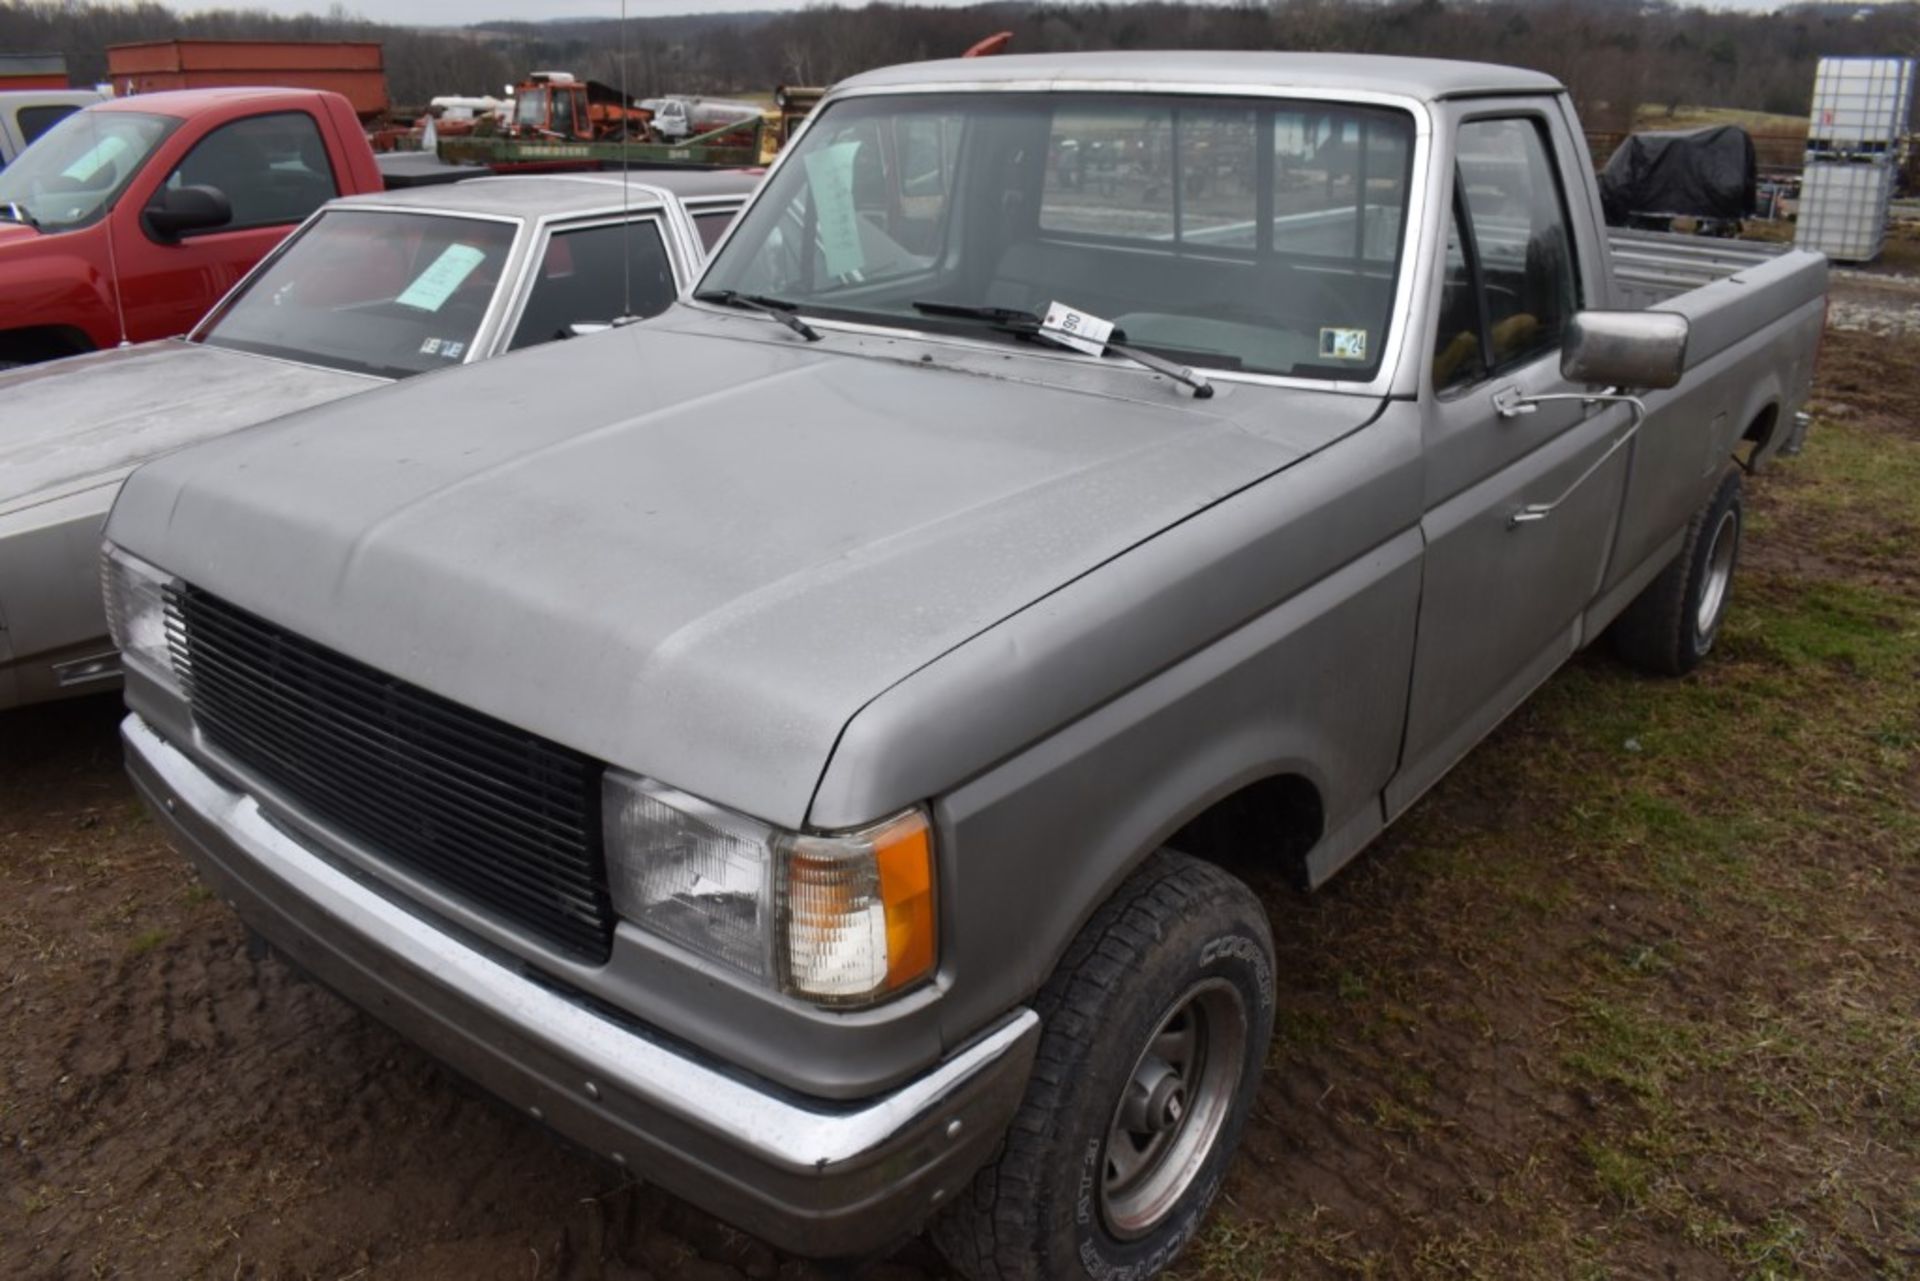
1637,104,1810,135
126,927,169,956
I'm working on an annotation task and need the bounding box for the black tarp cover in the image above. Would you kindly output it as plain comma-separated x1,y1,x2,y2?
1599,125,1759,224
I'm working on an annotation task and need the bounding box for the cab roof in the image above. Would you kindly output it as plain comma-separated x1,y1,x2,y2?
328,170,758,221
92,87,345,116
837,51,1563,103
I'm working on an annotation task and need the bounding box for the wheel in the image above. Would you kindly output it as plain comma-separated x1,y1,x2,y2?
1610,465,1743,677
931,849,1275,1281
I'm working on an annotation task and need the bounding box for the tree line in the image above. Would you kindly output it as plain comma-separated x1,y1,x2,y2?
4,0,1918,132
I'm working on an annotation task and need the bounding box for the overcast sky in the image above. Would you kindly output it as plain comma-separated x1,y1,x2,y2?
155,0,1798,24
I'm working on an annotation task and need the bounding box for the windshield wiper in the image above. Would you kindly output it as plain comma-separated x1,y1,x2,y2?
0,201,40,230
911,300,1213,400
693,290,821,343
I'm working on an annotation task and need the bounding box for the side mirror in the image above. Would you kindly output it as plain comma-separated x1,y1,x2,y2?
143,184,232,242
1560,310,1689,391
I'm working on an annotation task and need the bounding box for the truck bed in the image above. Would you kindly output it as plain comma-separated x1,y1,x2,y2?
1607,228,1801,308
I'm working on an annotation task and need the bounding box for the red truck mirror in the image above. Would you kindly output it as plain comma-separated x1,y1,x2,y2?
143,184,233,243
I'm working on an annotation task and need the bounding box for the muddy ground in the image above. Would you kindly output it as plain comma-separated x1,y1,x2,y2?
3,317,1917,1279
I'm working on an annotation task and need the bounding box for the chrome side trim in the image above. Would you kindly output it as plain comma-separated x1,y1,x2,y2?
123,713,1038,1172
51,648,122,687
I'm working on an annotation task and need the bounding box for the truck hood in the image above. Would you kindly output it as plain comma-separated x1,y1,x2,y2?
109,318,1375,827
0,341,381,518
0,223,37,249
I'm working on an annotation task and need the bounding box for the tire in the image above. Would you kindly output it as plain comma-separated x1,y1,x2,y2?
931,849,1275,1281
1611,465,1744,677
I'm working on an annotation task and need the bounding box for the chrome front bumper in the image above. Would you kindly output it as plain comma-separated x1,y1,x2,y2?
123,713,1039,1259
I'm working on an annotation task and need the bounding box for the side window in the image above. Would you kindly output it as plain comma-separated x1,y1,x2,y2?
692,209,735,252
18,104,81,147
1431,203,1486,392
509,219,675,351
162,111,339,234
1454,118,1579,371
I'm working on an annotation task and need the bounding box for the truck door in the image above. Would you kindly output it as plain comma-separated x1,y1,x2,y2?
119,109,341,341
1387,107,1633,815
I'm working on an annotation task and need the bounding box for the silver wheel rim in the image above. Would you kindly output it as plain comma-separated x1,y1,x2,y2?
1695,508,1739,645
1099,979,1247,1241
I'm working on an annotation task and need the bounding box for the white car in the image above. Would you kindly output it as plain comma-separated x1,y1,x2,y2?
0,168,755,709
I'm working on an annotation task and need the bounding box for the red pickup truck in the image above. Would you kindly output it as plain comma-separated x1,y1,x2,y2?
0,88,383,367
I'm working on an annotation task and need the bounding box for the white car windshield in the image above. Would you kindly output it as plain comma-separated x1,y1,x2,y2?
200,209,519,379
698,92,1417,381
0,110,176,233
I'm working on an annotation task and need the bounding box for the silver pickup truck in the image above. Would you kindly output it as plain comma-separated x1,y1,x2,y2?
0,169,751,710
103,53,1826,1280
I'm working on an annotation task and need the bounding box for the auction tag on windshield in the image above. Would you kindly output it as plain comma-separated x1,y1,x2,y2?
1041,301,1114,357
804,141,864,280
397,243,487,313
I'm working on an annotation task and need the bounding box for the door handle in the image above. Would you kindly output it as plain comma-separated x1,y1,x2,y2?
1490,385,1533,418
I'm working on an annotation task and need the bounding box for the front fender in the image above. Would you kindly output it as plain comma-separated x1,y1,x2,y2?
0,478,122,668
0,227,117,353
815,409,1426,1059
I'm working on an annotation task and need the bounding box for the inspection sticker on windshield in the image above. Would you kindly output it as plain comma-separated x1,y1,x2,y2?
397,244,487,313
1319,327,1369,362
1041,301,1114,357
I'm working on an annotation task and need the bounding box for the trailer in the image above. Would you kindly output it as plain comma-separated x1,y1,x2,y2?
436,113,764,173
106,40,389,121
0,52,67,91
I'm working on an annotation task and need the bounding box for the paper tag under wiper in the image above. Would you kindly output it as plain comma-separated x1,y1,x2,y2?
1040,300,1115,357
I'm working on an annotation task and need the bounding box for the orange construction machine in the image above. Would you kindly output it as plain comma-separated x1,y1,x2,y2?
510,72,654,142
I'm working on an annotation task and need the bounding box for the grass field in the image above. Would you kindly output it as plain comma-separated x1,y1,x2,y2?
1636,105,1812,138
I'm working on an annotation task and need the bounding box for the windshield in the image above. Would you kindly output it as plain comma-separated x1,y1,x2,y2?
200,208,520,380
0,110,177,233
699,92,1417,382
517,89,549,131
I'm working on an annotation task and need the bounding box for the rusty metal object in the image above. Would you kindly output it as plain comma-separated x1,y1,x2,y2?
106,40,388,120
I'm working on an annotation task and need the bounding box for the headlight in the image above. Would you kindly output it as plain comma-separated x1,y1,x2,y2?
602,772,936,1007
100,542,182,693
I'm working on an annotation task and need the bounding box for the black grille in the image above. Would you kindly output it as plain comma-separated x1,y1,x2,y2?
167,585,613,962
